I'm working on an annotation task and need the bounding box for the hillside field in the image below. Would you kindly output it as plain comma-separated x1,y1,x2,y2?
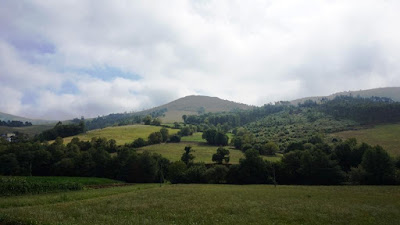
138,142,282,163
0,124,54,137
1,184,399,225
61,125,179,145
332,123,400,156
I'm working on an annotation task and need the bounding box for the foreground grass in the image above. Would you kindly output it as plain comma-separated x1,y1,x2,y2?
1,184,399,225
62,125,179,145
8,176,123,186
332,123,400,156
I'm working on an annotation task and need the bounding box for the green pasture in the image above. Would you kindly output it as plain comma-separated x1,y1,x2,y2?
138,142,281,164
181,132,206,142
61,125,179,145
1,184,399,225
332,123,400,156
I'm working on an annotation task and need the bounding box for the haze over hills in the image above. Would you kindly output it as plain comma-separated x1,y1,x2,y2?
0,111,54,125
290,87,400,105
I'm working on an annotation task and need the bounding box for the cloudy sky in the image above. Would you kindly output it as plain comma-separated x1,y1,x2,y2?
1,0,400,120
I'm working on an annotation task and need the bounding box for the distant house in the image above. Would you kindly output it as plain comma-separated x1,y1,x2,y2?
6,133,15,142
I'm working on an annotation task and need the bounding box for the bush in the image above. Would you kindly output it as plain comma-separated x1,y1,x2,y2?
185,164,207,183
205,165,228,184
131,138,147,148
168,135,181,143
168,161,187,184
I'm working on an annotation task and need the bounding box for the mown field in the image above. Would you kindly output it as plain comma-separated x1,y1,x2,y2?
332,123,400,156
138,142,282,163
62,125,179,145
1,184,399,225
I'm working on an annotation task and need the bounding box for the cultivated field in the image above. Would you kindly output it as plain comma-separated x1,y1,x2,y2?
1,184,399,225
332,123,400,156
138,142,282,163
62,125,179,145
0,176,122,196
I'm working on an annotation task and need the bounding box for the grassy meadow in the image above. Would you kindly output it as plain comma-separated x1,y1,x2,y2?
138,142,282,163
181,132,206,142
1,184,399,225
332,123,400,156
62,125,179,145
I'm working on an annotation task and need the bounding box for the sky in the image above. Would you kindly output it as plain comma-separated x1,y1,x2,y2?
1,0,400,120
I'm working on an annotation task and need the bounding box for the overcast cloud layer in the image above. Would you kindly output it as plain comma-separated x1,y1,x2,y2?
1,0,400,120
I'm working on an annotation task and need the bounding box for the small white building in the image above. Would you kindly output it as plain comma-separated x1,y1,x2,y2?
6,133,15,142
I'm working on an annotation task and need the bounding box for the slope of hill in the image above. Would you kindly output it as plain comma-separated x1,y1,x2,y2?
0,111,54,125
62,124,179,145
0,125,54,137
291,87,400,105
85,95,254,128
332,123,400,156
142,95,254,123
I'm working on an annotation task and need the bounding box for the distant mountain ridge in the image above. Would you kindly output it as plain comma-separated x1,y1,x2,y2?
290,87,400,105
0,111,54,125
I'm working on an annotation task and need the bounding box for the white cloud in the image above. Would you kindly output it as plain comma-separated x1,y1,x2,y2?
1,0,400,119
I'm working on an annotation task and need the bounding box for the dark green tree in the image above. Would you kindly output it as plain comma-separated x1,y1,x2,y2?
181,146,195,165
148,132,163,145
212,147,230,164
360,145,395,184
160,127,169,142
143,115,152,125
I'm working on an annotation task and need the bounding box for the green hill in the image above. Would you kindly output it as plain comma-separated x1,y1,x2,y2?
0,111,54,125
291,87,400,105
141,95,253,123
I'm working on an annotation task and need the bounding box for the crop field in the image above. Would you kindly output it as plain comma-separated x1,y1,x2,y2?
1,184,399,225
138,142,281,163
0,176,122,196
62,125,179,145
332,123,400,156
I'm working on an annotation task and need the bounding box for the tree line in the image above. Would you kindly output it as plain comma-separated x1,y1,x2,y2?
36,121,86,141
0,120,32,127
1,134,399,185
182,96,400,130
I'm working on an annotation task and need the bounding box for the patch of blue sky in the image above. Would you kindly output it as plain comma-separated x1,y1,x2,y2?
7,36,56,54
56,81,80,95
21,91,39,105
40,81,80,97
69,66,141,81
